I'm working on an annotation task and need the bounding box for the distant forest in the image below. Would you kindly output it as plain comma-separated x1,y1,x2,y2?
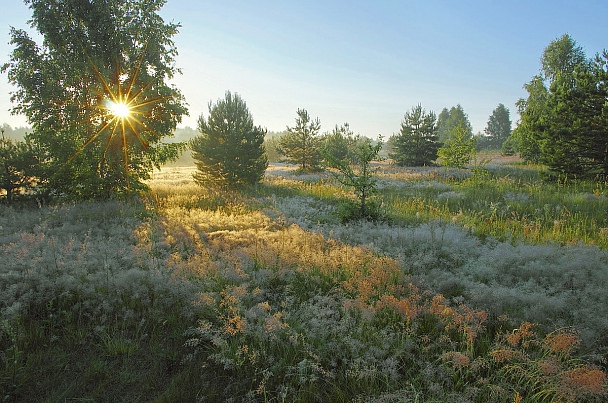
1,124,30,141
1,124,201,143
0,123,386,166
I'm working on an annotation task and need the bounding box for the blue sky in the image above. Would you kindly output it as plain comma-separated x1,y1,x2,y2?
1,1,607,138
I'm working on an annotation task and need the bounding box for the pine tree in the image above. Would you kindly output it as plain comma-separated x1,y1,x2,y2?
191,92,268,188
483,104,512,150
389,105,440,166
277,109,323,172
436,105,473,143
438,123,476,169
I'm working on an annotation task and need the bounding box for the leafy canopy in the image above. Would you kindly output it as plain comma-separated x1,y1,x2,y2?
0,132,42,203
2,0,188,199
191,91,268,188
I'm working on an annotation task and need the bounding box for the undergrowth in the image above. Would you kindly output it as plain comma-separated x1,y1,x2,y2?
1,161,607,402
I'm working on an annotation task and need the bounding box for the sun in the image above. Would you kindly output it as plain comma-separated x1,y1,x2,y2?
67,43,173,188
107,100,132,119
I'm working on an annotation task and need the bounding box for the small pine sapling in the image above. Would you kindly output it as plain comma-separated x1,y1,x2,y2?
325,136,384,222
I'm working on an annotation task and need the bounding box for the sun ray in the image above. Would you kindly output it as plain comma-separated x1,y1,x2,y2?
65,42,174,189
124,42,149,102
121,118,129,186
128,94,172,110
100,118,121,170
67,119,114,164
125,117,149,149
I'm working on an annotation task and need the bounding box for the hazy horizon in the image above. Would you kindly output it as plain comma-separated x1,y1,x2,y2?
2,1,607,138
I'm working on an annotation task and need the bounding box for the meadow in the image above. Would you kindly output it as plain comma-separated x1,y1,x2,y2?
1,156,608,402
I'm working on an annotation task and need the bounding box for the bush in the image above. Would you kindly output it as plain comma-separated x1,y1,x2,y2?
337,197,383,223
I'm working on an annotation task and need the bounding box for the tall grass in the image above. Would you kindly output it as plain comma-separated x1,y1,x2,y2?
380,164,608,248
0,201,201,401
1,162,607,402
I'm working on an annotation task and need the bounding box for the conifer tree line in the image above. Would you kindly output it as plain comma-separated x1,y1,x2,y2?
0,0,605,202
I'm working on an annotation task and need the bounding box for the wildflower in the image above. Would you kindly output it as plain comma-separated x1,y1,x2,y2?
506,322,535,348
537,357,562,376
441,351,471,369
224,315,246,336
376,294,420,323
559,366,608,400
543,328,580,356
490,348,519,363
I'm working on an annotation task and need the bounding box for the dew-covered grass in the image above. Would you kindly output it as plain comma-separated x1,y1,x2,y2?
1,158,607,402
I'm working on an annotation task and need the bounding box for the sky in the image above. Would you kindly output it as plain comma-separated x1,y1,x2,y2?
1,0,607,138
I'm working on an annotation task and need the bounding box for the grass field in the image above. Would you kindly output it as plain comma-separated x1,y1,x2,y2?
1,155,607,402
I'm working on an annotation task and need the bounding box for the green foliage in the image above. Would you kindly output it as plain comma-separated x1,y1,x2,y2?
326,136,384,222
482,103,512,150
321,123,354,163
438,123,476,169
277,108,323,172
512,75,548,163
389,104,440,167
501,135,518,156
541,52,608,178
191,91,268,188
541,33,587,82
263,131,287,163
0,134,43,203
337,197,383,223
437,104,473,143
514,34,608,179
1,0,188,199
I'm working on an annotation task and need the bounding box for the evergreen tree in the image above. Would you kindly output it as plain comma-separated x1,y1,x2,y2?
2,0,187,199
513,34,608,178
438,123,476,169
437,105,473,143
542,52,608,178
483,104,512,150
513,34,587,165
191,92,268,188
277,108,322,172
389,105,440,166
322,123,357,164
326,136,384,222
511,76,549,163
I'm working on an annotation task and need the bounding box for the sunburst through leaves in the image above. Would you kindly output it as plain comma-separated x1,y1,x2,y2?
107,100,132,119
67,44,172,188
